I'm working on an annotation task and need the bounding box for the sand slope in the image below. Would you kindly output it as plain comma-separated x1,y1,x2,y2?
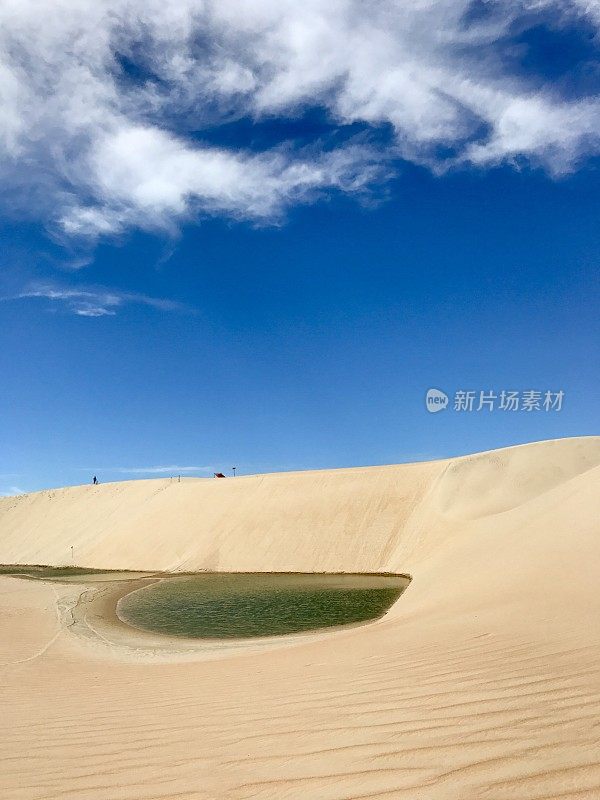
1,436,599,799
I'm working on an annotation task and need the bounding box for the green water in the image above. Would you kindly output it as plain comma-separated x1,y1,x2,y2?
117,572,410,640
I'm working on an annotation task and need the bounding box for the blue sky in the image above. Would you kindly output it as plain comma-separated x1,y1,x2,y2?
0,1,599,492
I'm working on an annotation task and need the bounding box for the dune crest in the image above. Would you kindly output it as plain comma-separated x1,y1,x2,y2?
431,436,600,519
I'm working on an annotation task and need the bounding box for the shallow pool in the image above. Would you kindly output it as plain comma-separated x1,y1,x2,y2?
117,572,410,639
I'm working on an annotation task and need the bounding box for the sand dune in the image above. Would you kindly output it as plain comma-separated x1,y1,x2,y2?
1,436,599,799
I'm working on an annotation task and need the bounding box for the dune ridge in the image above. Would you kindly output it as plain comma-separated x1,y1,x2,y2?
1,435,599,799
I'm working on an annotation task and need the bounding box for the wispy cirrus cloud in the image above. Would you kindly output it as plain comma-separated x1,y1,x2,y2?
4,283,190,317
0,486,26,497
0,1,599,242
98,465,212,475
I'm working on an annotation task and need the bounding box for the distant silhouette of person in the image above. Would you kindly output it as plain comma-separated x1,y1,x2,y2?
93,476,98,485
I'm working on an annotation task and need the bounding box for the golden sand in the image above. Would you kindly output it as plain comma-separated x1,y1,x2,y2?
1,436,599,799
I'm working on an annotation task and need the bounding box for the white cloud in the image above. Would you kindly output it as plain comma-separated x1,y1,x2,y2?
60,125,386,236
0,486,25,497
105,465,212,475
5,283,187,317
0,0,599,239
